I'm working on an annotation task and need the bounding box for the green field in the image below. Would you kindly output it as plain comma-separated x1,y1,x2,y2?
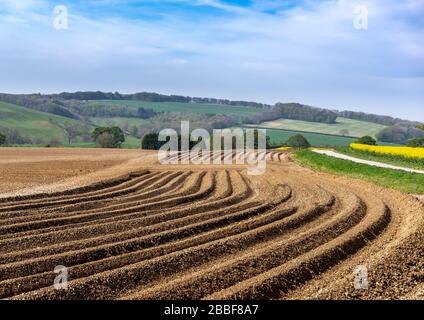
294,150,424,194
90,100,262,116
90,117,149,128
0,101,85,144
256,128,357,147
0,101,142,148
252,117,386,138
0,99,399,150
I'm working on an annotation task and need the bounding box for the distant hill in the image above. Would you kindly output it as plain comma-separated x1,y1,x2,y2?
248,117,387,139
54,91,272,109
0,91,422,147
0,101,90,145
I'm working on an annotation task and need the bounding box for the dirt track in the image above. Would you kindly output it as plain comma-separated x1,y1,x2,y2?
0,148,422,300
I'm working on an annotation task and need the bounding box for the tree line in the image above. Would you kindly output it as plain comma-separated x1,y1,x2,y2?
140,130,271,150
337,110,419,127
243,103,338,124
68,104,156,119
376,125,424,144
54,91,271,108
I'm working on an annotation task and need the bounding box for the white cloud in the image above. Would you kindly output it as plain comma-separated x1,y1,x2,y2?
0,0,422,120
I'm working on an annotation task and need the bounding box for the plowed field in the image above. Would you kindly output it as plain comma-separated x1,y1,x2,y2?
0,148,422,300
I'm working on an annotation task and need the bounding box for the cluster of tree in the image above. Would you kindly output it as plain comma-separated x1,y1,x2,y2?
141,133,198,150
244,103,337,125
375,126,424,144
408,137,424,147
0,127,34,145
56,91,123,100
48,118,92,144
133,112,240,136
355,136,377,145
92,127,125,148
0,94,78,119
411,125,424,146
337,110,418,127
284,135,311,149
53,91,271,108
69,104,156,119
0,132,5,145
141,129,271,151
128,92,191,103
190,97,271,108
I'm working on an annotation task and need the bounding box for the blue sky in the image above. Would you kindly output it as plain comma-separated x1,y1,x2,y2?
0,0,423,120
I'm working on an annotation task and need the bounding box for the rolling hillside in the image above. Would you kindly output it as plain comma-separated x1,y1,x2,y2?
263,128,357,147
248,117,387,138
0,94,412,149
90,100,262,116
0,101,87,145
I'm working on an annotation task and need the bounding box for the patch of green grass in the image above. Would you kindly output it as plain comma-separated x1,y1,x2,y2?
0,101,143,149
121,136,141,149
336,147,424,170
0,101,84,143
90,100,262,116
255,117,386,138
68,136,141,149
90,117,149,128
294,150,424,194
253,127,357,147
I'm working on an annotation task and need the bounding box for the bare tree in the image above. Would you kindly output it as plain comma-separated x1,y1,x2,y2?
340,129,350,136
63,125,80,144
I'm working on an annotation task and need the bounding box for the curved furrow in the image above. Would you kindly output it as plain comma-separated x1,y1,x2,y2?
0,170,243,244
0,170,151,206
123,191,364,299
205,194,391,300
0,171,188,228
0,170,189,223
7,183,335,300
273,152,281,162
0,170,177,219
0,171,214,236
223,151,233,163
178,152,191,163
0,183,290,282
0,148,419,300
0,171,165,219
0,170,232,250
0,171,240,257
0,198,296,298
266,152,274,161
235,151,244,163
278,152,289,162
266,151,275,162
0,195,293,298
211,151,222,164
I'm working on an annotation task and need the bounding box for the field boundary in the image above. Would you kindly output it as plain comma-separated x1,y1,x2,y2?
243,125,359,139
312,149,424,175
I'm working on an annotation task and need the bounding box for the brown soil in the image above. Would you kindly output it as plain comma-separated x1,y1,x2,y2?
0,149,422,300
0,148,147,195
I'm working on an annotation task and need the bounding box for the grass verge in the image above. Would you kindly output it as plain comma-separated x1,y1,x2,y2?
294,150,424,194
336,147,424,170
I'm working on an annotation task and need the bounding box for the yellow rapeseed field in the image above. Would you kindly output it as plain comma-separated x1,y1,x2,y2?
276,146,292,151
350,143,424,159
